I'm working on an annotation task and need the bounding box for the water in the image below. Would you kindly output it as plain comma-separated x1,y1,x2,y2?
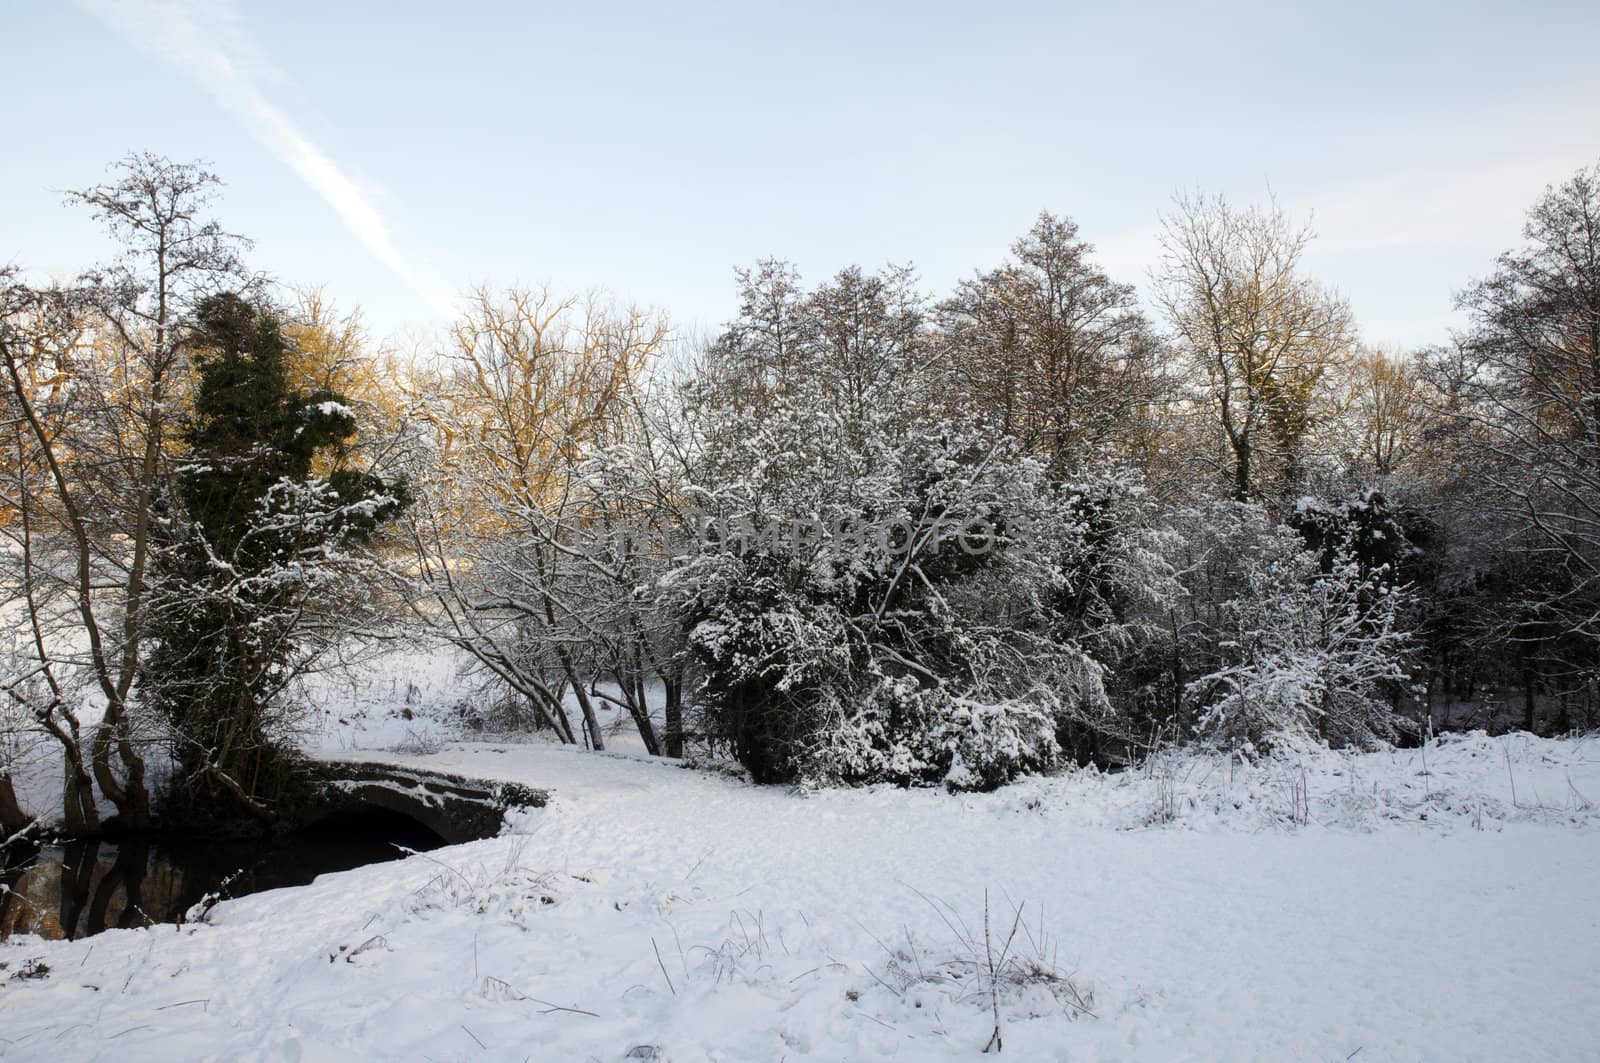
0,807,446,941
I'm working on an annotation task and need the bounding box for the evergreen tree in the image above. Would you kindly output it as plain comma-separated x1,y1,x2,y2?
143,293,407,827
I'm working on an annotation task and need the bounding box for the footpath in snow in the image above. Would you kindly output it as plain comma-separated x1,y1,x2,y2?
3,731,1599,1061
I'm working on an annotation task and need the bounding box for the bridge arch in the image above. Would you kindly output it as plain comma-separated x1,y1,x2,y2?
298,761,548,846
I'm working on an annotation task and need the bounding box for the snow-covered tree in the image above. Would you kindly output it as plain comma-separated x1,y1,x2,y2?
671,264,1169,787
402,287,674,752
140,293,408,826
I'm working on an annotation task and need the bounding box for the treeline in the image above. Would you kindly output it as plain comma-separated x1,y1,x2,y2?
3,154,1599,833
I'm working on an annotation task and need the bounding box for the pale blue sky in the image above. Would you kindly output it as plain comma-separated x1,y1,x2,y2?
6,0,1598,348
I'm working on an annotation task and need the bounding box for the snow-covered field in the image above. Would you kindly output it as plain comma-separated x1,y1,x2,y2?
3,720,1599,1061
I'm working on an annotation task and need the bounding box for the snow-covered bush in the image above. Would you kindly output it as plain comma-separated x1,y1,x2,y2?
675,553,853,783
681,555,1079,790
674,427,1159,789
803,681,1061,792
1179,502,1413,752
672,474,1075,790
1027,466,1180,760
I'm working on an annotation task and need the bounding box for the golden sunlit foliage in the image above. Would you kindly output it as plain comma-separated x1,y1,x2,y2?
420,285,668,525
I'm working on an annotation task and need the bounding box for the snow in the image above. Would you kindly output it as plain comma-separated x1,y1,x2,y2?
307,400,355,420
4,729,1600,1061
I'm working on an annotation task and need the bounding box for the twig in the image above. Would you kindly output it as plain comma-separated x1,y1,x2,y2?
1505,743,1519,808
853,1011,897,1031
669,921,687,977
982,890,1003,1054
860,961,902,997
1,817,43,849
483,977,600,1017
905,926,927,982
1568,770,1593,810
651,936,676,996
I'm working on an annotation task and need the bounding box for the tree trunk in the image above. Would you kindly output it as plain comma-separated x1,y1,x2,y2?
90,719,149,828
1233,437,1252,501
545,686,578,744
108,838,150,931
664,672,685,759
624,645,661,755
58,839,101,939
61,753,99,836
624,680,661,756
562,657,605,751
0,771,30,838
115,721,150,822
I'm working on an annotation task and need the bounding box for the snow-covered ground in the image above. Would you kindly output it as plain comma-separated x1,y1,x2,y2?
3,720,1599,1061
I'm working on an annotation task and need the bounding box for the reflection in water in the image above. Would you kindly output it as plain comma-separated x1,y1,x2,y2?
0,839,164,940
0,807,446,941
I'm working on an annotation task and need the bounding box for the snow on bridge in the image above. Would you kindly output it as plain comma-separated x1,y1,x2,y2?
301,757,548,843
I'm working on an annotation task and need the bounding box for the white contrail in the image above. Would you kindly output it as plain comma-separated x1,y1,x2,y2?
80,0,457,319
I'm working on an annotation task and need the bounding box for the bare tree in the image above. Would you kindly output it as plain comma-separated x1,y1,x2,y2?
1155,193,1355,502
1,277,106,832
0,155,250,830
1334,346,1431,478
1442,163,1600,715
940,212,1163,473
404,287,671,751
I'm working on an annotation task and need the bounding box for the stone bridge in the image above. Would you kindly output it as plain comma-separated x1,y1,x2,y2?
298,760,548,844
